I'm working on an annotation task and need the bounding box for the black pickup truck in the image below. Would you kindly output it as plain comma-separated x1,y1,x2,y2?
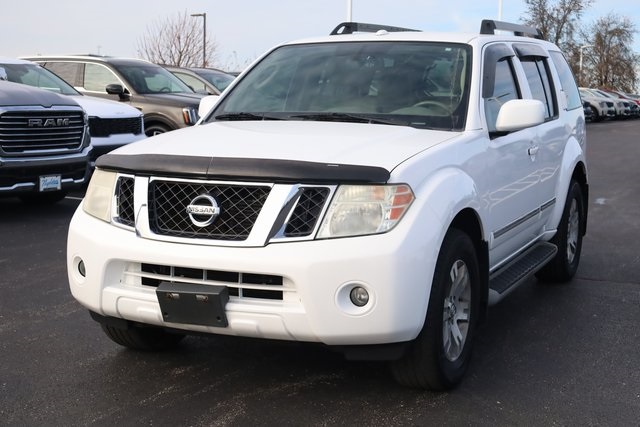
0,80,92,203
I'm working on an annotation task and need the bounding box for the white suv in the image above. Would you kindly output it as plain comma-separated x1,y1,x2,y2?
67,20,588,390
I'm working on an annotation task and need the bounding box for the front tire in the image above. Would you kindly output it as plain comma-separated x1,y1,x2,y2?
100,323,185,351
145,123,171,137
536,180,585,282
391,228,480,390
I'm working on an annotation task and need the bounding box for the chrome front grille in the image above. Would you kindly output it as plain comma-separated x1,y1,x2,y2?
113,175,333,243
148,180,271,241
89,116,143,137
0,110,85,155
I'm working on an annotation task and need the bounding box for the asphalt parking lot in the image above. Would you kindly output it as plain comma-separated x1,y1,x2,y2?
1,120,639,426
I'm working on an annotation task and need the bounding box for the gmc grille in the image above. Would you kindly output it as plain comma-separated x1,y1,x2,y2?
0,110,85,155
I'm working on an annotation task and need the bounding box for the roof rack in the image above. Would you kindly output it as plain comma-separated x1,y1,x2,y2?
480,19,543,39
330,22,420,36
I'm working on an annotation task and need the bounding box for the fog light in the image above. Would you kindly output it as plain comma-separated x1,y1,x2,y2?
78,260,86,277
349,286,369,307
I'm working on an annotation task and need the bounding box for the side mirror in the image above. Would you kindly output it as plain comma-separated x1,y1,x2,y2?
105,83,127,100
495,99,545,132
198,95,220,118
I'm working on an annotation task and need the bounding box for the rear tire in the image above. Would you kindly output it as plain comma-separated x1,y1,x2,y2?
536,180,585,283
100,323,185,351
391,228,480,390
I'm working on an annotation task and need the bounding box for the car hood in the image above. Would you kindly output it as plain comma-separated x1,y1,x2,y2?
70,95,141,119
109,121,459,172
139,92,206,107
0,80,80,108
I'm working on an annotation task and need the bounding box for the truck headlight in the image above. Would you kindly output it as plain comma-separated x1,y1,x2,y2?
317,184,414,239
83,169,117,222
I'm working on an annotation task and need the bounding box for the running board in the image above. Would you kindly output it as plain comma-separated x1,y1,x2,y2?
488,242,557,305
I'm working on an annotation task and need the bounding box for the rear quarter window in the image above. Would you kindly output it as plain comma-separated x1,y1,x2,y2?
549,51,582,111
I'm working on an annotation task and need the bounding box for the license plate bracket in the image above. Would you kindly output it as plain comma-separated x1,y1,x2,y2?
156,282,229,327
39,175,61,192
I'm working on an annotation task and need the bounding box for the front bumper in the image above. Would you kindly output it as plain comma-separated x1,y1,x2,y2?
67,203,441,346
0,147,92,194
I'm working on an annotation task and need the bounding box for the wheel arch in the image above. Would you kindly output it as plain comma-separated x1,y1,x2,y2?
571,160,589,235
548,136,588,237
142,113,180,135
450,208,489,321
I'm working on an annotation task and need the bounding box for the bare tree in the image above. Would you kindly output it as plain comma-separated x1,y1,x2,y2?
137,10,218,67
521,0,593,48
580,13,638,92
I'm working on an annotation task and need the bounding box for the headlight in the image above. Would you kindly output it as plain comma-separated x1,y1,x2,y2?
83,169,117,222
317,184,414,239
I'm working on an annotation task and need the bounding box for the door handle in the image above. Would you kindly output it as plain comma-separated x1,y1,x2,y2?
528,145,539,156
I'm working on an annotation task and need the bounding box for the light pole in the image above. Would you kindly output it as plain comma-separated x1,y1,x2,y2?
191,12,207,67
579,44,593,86
347,0,352,21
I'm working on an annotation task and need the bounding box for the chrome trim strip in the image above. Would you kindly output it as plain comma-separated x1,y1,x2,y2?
494,208,539,239
540,198,556,211
493,198,556,240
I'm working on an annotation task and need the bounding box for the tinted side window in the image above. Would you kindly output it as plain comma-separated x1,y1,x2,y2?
44,62,82,87
84,63,119,92
484,58,520,132
521,58,557,119
549,51,582,110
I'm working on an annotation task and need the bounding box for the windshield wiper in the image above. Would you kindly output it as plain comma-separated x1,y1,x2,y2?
290,112,409,126
214,112,282,121
289,112,370,123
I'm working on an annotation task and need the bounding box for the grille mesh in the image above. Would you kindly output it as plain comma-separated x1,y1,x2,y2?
0,110,85,155
284,188,330,237
89,117,143,137
116,177,135,227
148,180,270,240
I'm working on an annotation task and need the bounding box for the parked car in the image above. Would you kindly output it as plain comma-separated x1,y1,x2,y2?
68,19,588,390
601,89,640,117
578,87,615,121
0,57,145,165
164,66,236,95
22,55,205,136
589,88,631,119
0,80,91,203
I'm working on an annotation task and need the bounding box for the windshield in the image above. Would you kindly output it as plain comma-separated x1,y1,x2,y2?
0,63,79,95
113,64,195,95
194,69,235,92
210,41,471,130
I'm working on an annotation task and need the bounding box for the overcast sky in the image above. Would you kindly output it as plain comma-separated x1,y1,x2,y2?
1,0,638,71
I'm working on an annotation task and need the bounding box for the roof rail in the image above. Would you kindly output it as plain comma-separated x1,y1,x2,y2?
480,19,543,39
330,22,420,36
